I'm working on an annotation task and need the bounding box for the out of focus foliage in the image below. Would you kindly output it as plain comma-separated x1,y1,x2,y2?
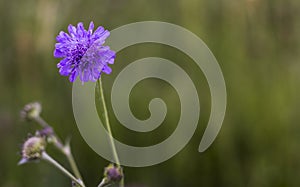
0,0,300,186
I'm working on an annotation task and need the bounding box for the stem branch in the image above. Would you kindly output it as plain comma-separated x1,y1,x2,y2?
33,116,84,185
34,116,49,128
64,144,83,181
42,152,85,187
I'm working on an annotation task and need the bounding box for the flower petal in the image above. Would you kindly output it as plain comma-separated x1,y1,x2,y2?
68,24,77,37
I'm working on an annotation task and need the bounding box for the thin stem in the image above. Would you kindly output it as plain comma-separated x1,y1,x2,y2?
98,78,124,187
42,152,85,187
34,116,49,128
33,116,84,184
50,135,65,151
98,79,120,165
97,178,108,187
33,116,64,150
64,144,83,181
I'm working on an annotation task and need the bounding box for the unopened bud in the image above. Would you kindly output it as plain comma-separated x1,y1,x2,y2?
36,126,54,137
104,164,123,183
20,102,42,121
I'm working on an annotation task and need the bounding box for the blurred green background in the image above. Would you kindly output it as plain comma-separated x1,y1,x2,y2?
1,0,300,186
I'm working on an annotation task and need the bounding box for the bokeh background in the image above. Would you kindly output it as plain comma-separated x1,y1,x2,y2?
1,0,300,186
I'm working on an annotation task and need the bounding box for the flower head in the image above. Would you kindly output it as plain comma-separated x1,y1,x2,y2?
18,136,46,165
20,102,42,121
104,164,123,183
54,22,115,82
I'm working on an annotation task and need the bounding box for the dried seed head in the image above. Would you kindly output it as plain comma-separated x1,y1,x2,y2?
19,136,46,165
20,102,42,121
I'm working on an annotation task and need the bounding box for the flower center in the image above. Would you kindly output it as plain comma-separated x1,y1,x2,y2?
72,43,88,64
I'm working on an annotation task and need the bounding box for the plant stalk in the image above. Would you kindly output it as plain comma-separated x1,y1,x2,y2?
33,116,84,185
98,78,124,187
42,152,85,187
63,144,83,181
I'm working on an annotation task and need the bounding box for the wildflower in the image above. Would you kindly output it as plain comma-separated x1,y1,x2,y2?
104,164,123,183
20,102,42,121
54,22,115,82
18,136,46,165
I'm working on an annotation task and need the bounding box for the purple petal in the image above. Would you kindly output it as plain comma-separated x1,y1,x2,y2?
80,69,90,82
57,58,70,68
18,158,29,165
77,22,84,38
54,49,65,58
56,31,70,42
93,26,104,36
69,70,79,82
92,27,110,42
88,21,94,35
68,24,77,37
107,57,115,64
59,64,72,76
102,65,112,74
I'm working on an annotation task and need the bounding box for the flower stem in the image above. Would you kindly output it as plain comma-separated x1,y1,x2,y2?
33,116,84,185
98,78,124,187
34,115,49,128
63,144,83,181
97,178,108,187
42,152,85,187
33,116,64,150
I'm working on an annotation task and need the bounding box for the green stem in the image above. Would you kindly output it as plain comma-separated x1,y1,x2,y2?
33,116,64,150
42,152,85,187
98,78,124,187
34,115,49,128
63,144,83,181
97,178,108,187
33,116,84,185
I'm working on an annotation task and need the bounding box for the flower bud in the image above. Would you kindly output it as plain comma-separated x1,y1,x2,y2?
104,164,123,183
36,126,54,137
20,102,42,121
19,136,46,165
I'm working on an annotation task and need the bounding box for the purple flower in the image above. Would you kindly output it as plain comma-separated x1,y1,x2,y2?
104,164,123,183
54,22,115,82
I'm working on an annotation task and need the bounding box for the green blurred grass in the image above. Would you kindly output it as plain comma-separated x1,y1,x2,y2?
0,0,300,186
